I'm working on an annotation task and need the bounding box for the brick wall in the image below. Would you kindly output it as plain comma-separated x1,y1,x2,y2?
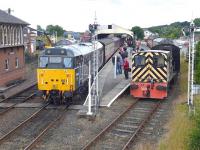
0,46,25,86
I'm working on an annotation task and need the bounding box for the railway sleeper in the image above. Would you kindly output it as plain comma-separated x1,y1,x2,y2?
132,107,152,111
113,128,135,134
97,142,123,150
117,124,138,129
107,131,130,139
122,120,141,125
130,109,153,113
125,116,143,120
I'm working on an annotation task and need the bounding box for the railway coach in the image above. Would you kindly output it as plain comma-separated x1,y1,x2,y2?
130,44,180,99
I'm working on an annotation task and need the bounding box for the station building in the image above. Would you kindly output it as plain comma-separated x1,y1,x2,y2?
0,9,28,87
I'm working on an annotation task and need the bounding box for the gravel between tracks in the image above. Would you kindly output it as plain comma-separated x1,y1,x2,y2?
0,109,62,149
32,83,181,150
132,80,181,149
0,108,39,137
1,82,182,150
33,94,134,150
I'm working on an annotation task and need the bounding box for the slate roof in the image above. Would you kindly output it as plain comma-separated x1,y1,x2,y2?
0,9,29,25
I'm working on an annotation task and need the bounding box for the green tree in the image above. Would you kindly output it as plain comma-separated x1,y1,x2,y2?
36,25,44,32
194,18,200,27
131,26,144,40
195,41,200,84
46,25,64,37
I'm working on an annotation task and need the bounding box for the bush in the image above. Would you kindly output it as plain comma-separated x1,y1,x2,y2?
195,41,200,84
189,98,200,150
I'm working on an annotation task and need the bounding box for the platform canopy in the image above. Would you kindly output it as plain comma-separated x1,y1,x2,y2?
94,24,133,37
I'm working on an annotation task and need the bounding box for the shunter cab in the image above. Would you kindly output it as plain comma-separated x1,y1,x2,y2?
130,50,173,99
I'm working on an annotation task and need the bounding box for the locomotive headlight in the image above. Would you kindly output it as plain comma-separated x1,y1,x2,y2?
61,79,65,84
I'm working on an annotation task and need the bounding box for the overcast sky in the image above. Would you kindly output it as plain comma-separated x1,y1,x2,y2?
1,0,200,32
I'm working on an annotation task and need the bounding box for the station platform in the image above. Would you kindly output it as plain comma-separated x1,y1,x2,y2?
83,48,132,108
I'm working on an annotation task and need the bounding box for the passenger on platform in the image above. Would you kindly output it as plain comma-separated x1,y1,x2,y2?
135,47,140,53
117,53,123,74
123,57,129,79
112,56,115,65
119,47,124,54
121,47,128,61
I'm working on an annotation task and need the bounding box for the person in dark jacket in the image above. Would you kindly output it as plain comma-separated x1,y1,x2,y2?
121,47,128,61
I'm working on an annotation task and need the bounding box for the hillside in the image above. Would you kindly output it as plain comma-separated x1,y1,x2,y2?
147,18,200,39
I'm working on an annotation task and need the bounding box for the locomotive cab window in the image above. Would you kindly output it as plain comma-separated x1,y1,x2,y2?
49,57,62,63
39,56,48,68
153,55,165,67
48,56,63,68
134,55,145,67
64,57,73,68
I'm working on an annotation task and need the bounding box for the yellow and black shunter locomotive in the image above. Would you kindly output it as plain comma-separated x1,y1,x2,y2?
130,43,180,99
37,37,123,104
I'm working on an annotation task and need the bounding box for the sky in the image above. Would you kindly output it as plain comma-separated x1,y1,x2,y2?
1,0,200,32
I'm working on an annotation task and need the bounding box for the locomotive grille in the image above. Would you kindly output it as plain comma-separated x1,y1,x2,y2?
131,52,168,83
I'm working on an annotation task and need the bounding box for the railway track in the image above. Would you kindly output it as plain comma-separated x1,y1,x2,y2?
0,85,38,115
82,99,161,150
0,85,37,103
0,103,68,150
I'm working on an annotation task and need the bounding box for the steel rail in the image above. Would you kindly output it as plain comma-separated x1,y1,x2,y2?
81,100,138,150
0,93,36,115
0,83,37,103
122,101,162,150
24,108,67,150
0,103,49,144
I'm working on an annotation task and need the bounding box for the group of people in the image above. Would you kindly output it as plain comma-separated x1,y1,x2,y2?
112,46,130,79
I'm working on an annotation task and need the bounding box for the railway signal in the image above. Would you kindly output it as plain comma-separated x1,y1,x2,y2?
87,13,99,116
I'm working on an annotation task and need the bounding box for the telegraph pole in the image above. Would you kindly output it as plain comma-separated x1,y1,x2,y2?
188,20,195,114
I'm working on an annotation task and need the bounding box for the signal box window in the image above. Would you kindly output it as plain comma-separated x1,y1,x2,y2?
39,57,48,68
64,57,72,68
153,55,165,67
134,55,145,67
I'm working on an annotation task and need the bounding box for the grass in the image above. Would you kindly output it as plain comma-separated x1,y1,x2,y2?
188,96,200,150
158,104,193,150
157,57,195,150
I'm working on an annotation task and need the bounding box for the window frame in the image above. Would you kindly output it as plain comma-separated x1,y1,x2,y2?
5,59,9,70
63,57,73,68
15,57,19,68
134,55,146,67
39,56,49,68
153,55,165,68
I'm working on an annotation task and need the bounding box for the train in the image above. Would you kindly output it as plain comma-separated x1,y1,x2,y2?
130,43,180,99
37,37,124,104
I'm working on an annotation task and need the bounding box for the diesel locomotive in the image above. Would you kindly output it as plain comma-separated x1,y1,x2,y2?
130,44,180,99
37,37,123,104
